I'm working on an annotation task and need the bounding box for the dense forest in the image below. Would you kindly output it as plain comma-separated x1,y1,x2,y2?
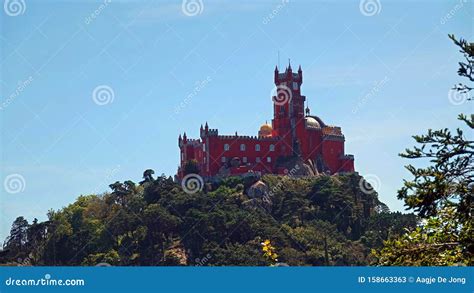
0,172,417,266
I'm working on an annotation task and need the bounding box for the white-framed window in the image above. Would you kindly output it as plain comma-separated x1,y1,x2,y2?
292,82,298,90
240,144,246,151
256,157,261,163
269,144,275,151
255,144,260,151
221,157,226,163
267,157,272,163
224,144,230,151
203,143,206,151
243,157,247,163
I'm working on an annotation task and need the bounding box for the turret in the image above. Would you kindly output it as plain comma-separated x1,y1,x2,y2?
298,65,303,83
183,132,187,143
274,66,279,84
287,60,292,79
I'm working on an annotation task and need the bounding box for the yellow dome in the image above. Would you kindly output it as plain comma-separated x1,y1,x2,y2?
260,123,272,132
259,123,273,137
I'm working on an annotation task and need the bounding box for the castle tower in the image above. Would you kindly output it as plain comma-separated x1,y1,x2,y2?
272,62,305,156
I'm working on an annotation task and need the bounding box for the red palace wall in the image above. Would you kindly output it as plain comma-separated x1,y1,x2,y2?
202,131,282,176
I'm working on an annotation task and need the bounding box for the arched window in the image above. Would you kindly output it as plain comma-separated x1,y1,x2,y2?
267,157,272,163
240,144,246,151
224,144,229,151
255,144,261,151
269,144,275,151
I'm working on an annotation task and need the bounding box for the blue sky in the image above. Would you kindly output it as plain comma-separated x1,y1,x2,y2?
0,0,472,241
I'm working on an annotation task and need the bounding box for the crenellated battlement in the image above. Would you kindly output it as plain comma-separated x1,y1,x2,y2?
217,135,279,141
322,126,342,136
323,134,345,141
341,154,354,160
200,127,219,137
208,129,218,136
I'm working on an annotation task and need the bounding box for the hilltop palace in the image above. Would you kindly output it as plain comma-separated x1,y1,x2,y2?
178,64,355,179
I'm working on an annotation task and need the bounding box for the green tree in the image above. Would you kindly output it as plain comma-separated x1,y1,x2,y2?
374,36,473,265
141,169,155,184
449,34,473,96
3,217,29,258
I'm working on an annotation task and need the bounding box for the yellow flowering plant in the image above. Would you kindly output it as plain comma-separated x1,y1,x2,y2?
261,239,278,264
